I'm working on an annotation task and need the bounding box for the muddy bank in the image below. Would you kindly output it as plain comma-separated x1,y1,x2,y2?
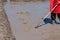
11,0,48,2
11,0,49,2
0,0,16,40
2,0,49,2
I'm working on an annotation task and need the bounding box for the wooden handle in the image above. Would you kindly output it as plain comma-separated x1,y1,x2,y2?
43,5,58,20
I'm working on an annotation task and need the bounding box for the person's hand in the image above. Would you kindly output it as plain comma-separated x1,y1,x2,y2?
57,2,60,5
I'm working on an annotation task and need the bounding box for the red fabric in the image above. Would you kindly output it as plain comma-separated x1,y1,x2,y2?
50,0,60,14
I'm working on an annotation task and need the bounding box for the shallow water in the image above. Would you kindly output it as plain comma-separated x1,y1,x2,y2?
4,1,50,25
4,1,54,40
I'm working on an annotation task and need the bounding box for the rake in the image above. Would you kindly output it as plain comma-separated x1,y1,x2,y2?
35,4,58,28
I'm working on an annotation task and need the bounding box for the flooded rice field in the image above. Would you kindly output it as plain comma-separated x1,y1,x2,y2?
4,1,60,40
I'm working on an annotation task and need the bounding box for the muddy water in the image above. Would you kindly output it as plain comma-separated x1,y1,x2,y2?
4,1,60,40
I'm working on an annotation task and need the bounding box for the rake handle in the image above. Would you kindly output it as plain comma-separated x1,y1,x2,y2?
43,4,58,20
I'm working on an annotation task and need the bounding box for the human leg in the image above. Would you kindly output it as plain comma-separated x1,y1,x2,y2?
57,13,60,21
51,13,56,24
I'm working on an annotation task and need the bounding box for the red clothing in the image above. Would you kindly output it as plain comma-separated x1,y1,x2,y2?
50,0,60,13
